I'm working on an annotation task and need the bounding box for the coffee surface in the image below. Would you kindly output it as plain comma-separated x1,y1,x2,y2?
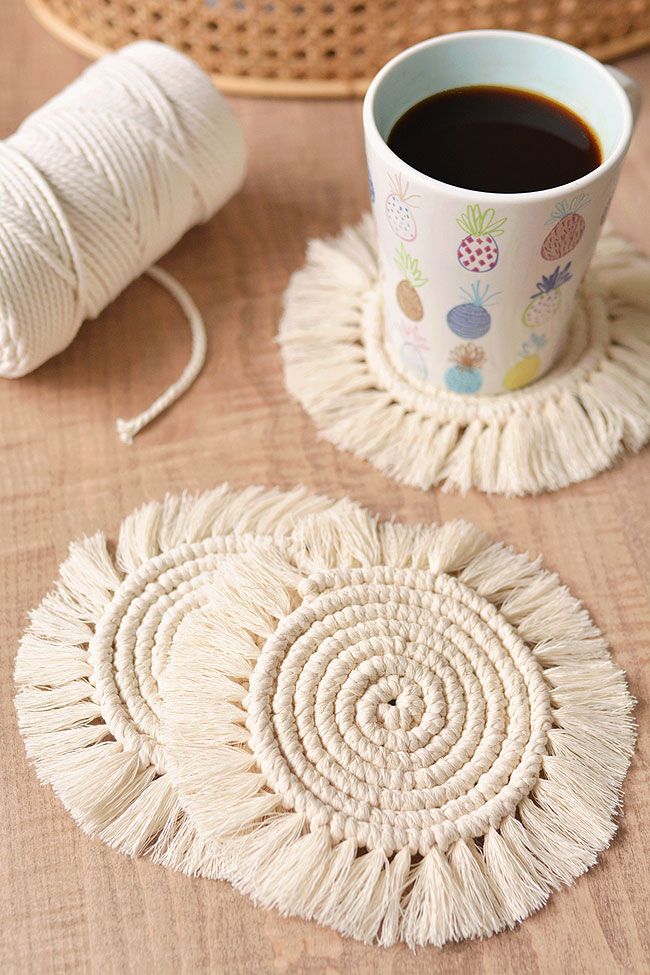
387,85,601,193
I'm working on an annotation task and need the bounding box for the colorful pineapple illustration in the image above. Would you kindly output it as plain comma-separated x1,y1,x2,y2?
446,283,499,339
503,333,547,390
394,243,427,321
398,325,429,381
456,205,507,272
523,263,572,327
541,193,589,260
385,173,418,241
444,343,485,394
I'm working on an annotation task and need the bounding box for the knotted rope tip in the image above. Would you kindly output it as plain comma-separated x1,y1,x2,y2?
116,418,135,445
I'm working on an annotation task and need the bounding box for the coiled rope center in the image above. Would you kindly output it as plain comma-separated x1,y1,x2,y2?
89,533,271,772
247,565,552,855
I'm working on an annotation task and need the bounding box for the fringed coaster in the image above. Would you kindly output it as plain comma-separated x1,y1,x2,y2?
15,487,635,947
160,496,635,948
13,485,342,874
279,217,650,495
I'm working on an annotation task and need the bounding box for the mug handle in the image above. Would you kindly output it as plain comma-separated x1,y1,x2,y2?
606,65,642,127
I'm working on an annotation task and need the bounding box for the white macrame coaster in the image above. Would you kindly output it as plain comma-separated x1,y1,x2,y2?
160,496,635,948
14,485,344,874
279,217,650,496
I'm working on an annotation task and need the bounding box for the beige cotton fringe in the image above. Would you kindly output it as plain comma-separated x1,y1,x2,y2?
279,217,650,496
14,486,342,873
15,486,635,948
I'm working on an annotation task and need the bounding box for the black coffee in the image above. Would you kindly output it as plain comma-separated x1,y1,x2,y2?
387,85,601,193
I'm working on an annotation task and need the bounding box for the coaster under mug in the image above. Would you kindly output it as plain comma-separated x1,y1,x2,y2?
280,217,650,496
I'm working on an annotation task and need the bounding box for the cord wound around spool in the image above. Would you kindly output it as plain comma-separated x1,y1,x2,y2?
0,41,247,440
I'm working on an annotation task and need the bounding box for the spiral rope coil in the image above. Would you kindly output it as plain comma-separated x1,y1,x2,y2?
159,499,635,947
13,487,636,945
248,566,552,856
14,486,340,871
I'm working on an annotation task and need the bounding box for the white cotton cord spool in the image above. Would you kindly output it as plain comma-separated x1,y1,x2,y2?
0,41,247,442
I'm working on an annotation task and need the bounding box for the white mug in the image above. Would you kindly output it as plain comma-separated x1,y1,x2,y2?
363,31,641,395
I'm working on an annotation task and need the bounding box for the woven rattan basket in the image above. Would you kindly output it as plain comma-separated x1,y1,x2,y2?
27,0,650,97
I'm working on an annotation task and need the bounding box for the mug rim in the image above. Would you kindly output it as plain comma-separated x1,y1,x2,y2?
363,29,633,203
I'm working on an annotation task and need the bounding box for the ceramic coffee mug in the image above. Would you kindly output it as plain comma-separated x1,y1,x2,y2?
363,31,641,394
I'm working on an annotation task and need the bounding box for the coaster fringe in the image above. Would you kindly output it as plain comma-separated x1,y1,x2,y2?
14,484,343,870
162,507,635,947
280,218,650,495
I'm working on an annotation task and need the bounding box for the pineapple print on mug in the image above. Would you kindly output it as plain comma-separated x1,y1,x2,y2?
503,333,547,390
445,343,486,394
394,244,427,321
398,323,429,381
523,263,573,327
541,193,590,260
446,283,499,339
456,204,507,272
385,173,419,240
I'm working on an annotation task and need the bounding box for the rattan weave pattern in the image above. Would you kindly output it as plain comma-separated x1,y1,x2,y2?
27,0,650,97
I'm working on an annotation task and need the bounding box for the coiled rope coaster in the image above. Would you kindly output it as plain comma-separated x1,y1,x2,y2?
162,495,635,946
280,217,650,496
15,486,635,947
14,486,340,872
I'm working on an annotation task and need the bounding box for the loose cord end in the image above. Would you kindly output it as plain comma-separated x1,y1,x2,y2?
116,418,136,445
115,264,208,444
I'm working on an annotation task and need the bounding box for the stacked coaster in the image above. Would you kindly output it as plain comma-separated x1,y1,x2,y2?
15,486,635,947
14,486,339,873
280,218,650,495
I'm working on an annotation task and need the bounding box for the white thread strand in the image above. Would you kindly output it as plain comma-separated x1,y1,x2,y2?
0,41,246,441
116,266,207,445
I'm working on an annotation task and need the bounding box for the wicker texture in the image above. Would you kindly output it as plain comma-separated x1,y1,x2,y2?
27,0,650,96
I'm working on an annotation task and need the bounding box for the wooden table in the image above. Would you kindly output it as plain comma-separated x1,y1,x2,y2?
1,2,648,972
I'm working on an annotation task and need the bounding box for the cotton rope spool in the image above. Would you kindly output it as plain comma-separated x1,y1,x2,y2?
14,484,635,945
0,40,246,442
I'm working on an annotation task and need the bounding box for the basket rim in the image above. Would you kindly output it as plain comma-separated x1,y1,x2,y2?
25,0,650,99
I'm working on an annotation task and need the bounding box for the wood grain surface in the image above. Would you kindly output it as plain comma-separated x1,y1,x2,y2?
0,2,648,972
